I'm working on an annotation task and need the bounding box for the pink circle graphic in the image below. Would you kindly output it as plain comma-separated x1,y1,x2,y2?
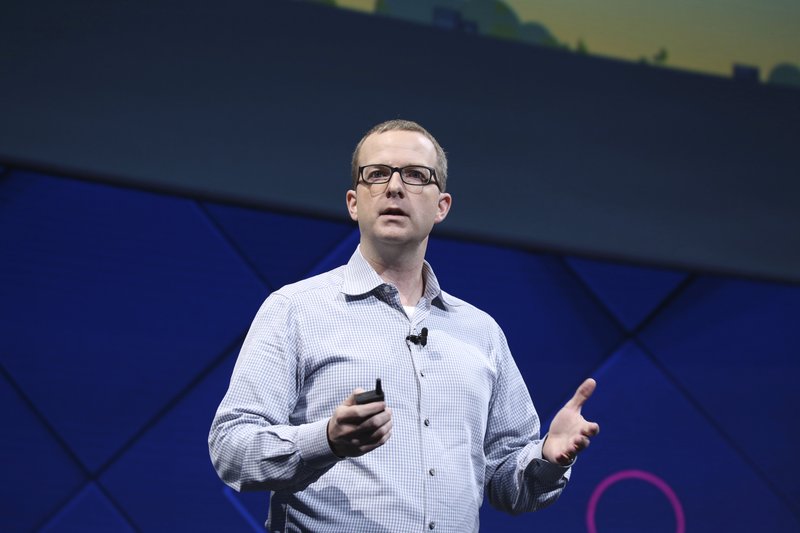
586,469,685,533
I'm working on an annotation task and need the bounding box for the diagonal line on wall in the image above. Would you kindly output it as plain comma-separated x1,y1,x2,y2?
0,361,91,477
539,338,630,426
540,259,800,522
558,255,698,363
194,200,276,292
302,227,360,278
35,328,255,531
0,363,142,532
544,264,800,523
629,275,696,337
527,256,632,415
222,486,264,533
92,330,248,479
33,481,142,533
302,226,359,277
558,255,632,334
87,199,272,476
548,257,697,414
3,175,268,532
558,255,695,336
74,200,347,528
634,338,800,524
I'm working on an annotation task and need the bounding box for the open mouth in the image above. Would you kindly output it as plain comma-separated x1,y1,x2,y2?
380,207,408,217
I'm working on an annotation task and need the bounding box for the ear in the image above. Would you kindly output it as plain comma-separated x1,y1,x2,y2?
434,192,452,224
346,189,358,222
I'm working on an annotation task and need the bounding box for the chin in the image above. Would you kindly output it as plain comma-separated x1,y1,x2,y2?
377,233,410,244
373,229,416,245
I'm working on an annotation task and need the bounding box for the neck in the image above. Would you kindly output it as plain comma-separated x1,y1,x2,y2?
360,240,427,306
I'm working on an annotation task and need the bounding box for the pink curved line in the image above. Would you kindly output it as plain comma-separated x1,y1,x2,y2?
586,469,685,533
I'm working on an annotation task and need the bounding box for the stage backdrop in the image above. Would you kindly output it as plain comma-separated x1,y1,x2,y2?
1,0,799,531
1,168,798,531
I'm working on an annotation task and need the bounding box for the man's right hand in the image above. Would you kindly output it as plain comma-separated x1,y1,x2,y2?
327,388,393,458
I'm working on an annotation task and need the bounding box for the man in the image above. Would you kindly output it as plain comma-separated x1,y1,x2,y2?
209,119,599,532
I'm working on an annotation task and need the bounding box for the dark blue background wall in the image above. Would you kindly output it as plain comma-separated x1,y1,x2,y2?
1,0,799,531
1,168,798,531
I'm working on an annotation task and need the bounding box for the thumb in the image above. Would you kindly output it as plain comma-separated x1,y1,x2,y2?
343,388,366,406
566,378,596,411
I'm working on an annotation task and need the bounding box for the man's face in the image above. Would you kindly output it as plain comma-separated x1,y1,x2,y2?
346,130,451,252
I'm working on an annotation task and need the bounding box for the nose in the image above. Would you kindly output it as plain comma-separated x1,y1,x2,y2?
385,169,405,197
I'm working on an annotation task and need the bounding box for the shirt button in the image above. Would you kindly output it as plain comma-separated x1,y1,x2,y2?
429,521,436,529
429,468,435,476
420,371,425,377
424,418,430,426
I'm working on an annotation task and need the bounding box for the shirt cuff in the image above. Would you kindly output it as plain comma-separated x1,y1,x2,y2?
521,437,572,484
296,418,342,469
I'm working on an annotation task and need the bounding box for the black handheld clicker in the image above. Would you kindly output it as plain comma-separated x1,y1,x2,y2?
355,378,385,405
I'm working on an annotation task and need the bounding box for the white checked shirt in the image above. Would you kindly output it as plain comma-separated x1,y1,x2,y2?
209,248,570,532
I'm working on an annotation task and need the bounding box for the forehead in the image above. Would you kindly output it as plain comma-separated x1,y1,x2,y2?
359,130,437,167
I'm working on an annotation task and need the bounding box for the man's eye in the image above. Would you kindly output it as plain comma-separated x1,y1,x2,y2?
368,169,388,179
403,168,428,183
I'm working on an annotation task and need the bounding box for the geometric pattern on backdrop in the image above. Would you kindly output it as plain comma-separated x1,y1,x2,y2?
1,171,797,531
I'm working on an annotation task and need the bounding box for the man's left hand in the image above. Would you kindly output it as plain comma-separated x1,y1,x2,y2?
542,378,600,466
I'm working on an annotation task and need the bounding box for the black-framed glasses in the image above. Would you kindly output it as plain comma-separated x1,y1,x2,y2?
359,165,439,189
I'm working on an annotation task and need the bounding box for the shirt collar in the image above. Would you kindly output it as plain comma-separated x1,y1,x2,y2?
340,247,456,309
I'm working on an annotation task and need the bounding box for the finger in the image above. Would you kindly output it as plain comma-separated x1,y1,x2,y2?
360,427,392,453
366,407,393,429
581,422,600,437
573,435,590,452
557,437,589,465
366,417,393,442
353,407,391,433
338,401,386,423
566,378,596,411
355,401,386,417
350,409,392,444
558,451,574,465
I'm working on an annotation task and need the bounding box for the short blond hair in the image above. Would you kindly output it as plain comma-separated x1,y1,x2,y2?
350,119,448,192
